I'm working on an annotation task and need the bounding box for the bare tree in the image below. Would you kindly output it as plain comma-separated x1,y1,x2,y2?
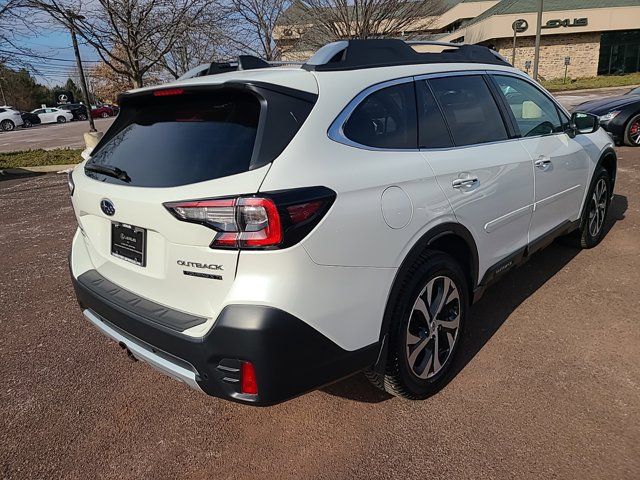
159,6,238,79
26,0,210,87
229,0,292,60
282,0,445,51
0,0,43,68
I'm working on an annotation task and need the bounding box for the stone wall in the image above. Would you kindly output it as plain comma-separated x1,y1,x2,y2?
493,32,602,80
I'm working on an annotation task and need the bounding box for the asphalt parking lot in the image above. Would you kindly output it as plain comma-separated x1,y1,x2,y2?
1,143,639,478
0,118,115,152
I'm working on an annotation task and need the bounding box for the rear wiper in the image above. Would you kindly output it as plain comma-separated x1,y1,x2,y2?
85,164,131,183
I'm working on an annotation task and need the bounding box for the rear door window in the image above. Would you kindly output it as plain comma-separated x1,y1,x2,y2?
343,82,417,149
416,81,453,149
429,75,508,147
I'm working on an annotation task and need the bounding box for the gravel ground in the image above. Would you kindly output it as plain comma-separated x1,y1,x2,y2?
1,149,639,480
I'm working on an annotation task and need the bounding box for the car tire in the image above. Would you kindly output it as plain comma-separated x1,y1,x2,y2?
564,167,611,249
57,116,67,123
23,119,32,128
366,250,468,399
1,119,15,131
101,112,109,118
78,113,87,121
623,113,640,147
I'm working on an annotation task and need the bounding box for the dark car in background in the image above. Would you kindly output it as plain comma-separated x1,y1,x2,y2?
20,111,41,127
59,103,88,121
574,87,640,147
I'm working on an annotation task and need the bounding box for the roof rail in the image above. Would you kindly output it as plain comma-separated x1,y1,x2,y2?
176,56,304,81
302,39,511,72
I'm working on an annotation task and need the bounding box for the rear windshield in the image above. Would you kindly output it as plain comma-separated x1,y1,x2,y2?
86,90,261,187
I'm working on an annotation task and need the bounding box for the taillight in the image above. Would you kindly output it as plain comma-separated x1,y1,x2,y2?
164,187,335,250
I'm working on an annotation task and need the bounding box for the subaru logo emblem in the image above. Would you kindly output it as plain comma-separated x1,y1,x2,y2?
100,199,115,216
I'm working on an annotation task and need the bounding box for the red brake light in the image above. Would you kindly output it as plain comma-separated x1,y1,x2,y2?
238,198,282,247
240,361,258,395
153,88,184,97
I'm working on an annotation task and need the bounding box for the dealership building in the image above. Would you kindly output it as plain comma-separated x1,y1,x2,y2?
276,0,640,80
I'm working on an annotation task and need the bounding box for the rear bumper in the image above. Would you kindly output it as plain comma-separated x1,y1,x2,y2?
71,268,379,406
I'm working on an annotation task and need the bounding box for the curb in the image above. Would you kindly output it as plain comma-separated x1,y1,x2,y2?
0,164,77,175
552,84,640,96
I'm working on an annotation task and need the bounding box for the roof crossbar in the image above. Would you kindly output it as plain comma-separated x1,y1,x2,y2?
302,39,511,72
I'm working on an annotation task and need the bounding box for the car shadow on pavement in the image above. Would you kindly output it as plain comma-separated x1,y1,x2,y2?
322,194,628,404
0,169,44,182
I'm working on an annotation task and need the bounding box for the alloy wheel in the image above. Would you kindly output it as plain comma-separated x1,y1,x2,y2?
630,119,640,145
588,178,607,238
1,120,14,131
405,275,461,379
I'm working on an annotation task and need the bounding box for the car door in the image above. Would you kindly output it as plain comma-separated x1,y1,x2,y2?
417,73,534,281
490,74,590,245
43,108,57,123
32,109,46,122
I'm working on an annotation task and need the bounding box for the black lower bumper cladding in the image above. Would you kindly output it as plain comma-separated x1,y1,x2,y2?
71,269,379,406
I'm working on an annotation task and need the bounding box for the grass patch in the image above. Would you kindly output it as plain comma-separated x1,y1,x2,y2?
0,148,83,169
542,73,640,92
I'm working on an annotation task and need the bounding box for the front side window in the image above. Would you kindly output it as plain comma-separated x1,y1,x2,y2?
429,75,508,147
493,75,563,137
343,82,417,149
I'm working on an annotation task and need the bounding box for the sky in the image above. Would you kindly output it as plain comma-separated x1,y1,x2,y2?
13,28,101,87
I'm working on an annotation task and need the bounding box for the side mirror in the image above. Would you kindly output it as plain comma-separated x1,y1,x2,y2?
568,112,599,137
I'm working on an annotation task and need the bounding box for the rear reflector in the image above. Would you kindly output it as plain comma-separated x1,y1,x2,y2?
241,361,258,395
153,88,184,97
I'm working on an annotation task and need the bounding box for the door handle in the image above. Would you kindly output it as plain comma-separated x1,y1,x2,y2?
534,156,552,169
452,177,479,189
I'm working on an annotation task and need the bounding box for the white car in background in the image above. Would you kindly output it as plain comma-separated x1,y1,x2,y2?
31,107,74,124
0,106,24,131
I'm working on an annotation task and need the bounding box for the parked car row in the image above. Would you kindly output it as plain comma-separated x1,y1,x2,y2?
0,103,119,131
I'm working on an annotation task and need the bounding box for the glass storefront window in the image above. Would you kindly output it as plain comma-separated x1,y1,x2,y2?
599,30,640,75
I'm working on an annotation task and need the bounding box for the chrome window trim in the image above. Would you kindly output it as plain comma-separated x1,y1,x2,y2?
327,76,419,152
327,68,574,153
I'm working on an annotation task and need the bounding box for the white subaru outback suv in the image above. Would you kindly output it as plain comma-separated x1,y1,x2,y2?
69,40,617,405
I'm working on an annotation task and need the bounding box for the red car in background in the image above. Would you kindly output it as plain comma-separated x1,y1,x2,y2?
90,105,116,118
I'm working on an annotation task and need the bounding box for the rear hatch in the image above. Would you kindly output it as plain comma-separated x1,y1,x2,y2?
71,81,316,328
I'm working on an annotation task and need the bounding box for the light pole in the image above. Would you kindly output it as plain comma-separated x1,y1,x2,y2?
511,19,528,66
0,77,6,105
66,10,96,133
532,0,544,81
